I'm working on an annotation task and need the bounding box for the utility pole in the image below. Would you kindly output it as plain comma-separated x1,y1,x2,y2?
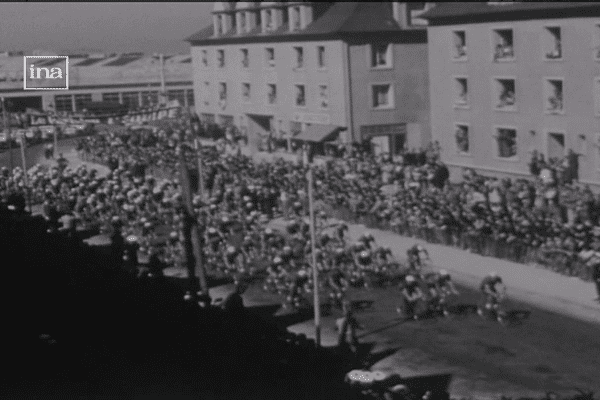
194,138,206,200
178,143,208,299
307,165,321,348
18,133,32,213
159,53,166,106
2,97,13,171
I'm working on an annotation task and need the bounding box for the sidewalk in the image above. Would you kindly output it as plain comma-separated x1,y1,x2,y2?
343,223,600,325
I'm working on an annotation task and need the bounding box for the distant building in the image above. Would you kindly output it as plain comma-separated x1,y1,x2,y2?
422,2,600,185
0,52,194,113
187,2,434,154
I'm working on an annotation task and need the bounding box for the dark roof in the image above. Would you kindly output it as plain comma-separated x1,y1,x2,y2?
103,56,144,67
186,2,406,45
75,58,106,67
180,58,192,63
420,2,600,24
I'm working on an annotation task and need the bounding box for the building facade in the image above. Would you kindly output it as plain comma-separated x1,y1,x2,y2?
187,2,432,154
422,2,600,185
0,52,194,113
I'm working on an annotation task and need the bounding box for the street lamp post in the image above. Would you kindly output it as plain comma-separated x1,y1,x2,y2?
307,165,321,348
2,97,14,171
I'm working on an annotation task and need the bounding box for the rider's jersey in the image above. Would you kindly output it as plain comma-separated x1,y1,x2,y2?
402,284,422,301
329,269,346,288
480,276,501,293
294,274,309,289
226,250,240,265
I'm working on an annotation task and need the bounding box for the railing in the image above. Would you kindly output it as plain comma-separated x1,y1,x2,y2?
327,205,595,282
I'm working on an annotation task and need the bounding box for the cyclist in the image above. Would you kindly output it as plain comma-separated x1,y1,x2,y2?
478,272,506,321
398,275,425,320
328,267,349,309
407,244,430,273
359,232,376,250
429,270,460,316
223,245,245,284
287,269,310,309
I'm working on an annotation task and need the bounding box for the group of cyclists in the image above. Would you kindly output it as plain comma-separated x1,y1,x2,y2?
189,201,508,323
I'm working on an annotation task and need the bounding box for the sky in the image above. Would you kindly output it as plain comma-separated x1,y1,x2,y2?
0,2,214,55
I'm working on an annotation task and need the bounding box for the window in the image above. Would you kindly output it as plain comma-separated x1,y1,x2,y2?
141,91,159,107
371,43,392,68
241,48,249,68
454,77,469,107
122,92,139,110
204,82,210,106
547,131,566,160
167,90,185,106
493,78,516,111
371,84,394,109
219,82,227,102
242,83,251,102
201,113,215,124
290,121,302,135
318,85,329,109
452,30,467,60
544,78,563,114
595,78,600,116
542,26,562,60
495,127,518,159
294,46,304,69
492,28,515,61
54,95,73,112
202,50,208,67
217,49,225,68
186,89,195,107
102,92,120,104
265,47,275,68
594,24,600,60
455,124,470,154
267,84,277,105
317,46,326,68
74,94,92,111
295,84,306,107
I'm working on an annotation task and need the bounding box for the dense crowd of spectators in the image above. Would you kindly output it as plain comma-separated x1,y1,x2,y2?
2,113,600,398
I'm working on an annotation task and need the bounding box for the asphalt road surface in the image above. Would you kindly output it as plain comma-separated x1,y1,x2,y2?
7,140,600,398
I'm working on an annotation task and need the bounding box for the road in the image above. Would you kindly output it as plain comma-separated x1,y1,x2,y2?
8,141,600,399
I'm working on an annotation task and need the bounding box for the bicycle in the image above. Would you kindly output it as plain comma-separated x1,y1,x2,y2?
477,286,507,325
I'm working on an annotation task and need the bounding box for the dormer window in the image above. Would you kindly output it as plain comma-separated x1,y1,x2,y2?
265,9,274,32
290,6,301,31
238,12,246,34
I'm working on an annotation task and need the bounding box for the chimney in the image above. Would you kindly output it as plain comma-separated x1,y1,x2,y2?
392,2,409,29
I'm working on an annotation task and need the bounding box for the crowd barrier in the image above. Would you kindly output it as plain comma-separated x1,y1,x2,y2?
74,143,595,284
328,205,594,283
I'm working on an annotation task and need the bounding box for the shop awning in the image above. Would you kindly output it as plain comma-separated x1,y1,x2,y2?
294,124,343,143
